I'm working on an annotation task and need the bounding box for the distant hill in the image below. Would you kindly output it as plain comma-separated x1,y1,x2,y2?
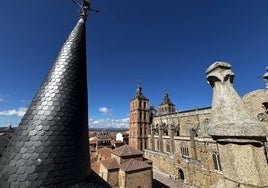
89,127,129,131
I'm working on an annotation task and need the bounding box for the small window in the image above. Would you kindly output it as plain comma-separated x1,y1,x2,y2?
144,126,146,135
145,140,147,149
157,140,160,150
180,147,189,156
212,152,222,171
166,141,170,152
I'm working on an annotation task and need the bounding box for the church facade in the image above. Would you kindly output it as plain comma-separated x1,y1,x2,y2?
130,63,268,188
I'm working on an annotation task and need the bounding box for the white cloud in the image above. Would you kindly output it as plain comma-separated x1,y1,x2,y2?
0,107,27,117
99,107,112,115
21,99,30,103
0,98,3,102
89,118,129,129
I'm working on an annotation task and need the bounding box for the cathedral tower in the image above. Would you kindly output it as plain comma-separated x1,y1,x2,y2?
158,91,176,115
129,83,151,151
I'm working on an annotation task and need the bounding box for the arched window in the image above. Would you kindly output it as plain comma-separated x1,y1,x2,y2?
166,140,170,152
157,140,160,150
180,146,189,156
212,152,222,171
175,124,180,136
164,128,168,136
178,169,184,180
204,118,210,133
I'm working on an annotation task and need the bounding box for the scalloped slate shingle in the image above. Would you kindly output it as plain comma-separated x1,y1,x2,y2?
0,18,90,187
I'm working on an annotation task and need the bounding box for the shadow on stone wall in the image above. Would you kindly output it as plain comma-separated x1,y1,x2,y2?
153,179,169,188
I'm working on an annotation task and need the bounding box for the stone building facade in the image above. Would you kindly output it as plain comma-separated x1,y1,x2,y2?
144,106,223,187
132,63,268,188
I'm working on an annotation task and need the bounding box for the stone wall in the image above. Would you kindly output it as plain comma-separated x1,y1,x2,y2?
119,168,152,188
243,89,268,131
99,164,109,182
144,150,177,175
99,164,119,187
107,169,119,187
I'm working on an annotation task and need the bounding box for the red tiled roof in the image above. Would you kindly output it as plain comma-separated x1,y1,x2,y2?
115,140,123,144
90,140,97,145
112,145,143,157
97,147,112,158
120,159,151,172
122,132,129,136
91,162,100,174
101,158,120,170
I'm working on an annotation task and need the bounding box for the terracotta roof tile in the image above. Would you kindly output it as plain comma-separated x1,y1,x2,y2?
112,145,143,157
115,140,123,144
122,132,129,136
91,162,100,174
120,159,151,172
90,140,97,145
101,158,120,170
97,147,112,158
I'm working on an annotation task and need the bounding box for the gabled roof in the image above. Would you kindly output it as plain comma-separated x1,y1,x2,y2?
97,147,112,158
101,158,120,170
120,159,151,172
112,145,143,157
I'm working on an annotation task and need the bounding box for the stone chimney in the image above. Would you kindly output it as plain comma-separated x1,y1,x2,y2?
206,62,268,188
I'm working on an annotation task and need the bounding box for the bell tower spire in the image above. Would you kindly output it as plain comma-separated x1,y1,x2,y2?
0,1,109,187
158,90,176,115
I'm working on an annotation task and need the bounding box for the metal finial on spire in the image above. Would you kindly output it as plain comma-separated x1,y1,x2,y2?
136,82,143,97
72,0,99,20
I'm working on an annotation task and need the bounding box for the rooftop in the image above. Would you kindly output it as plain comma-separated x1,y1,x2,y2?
112,145,143,157
97,147,112,159
101,158,120,170
120,158,151,172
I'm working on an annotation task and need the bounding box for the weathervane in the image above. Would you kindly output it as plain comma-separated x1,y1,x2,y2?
72,0,99,20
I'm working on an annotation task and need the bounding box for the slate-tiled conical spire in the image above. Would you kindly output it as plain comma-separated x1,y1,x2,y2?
0,17,90,187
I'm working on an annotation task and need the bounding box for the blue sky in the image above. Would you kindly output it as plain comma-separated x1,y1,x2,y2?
0,0,268,128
